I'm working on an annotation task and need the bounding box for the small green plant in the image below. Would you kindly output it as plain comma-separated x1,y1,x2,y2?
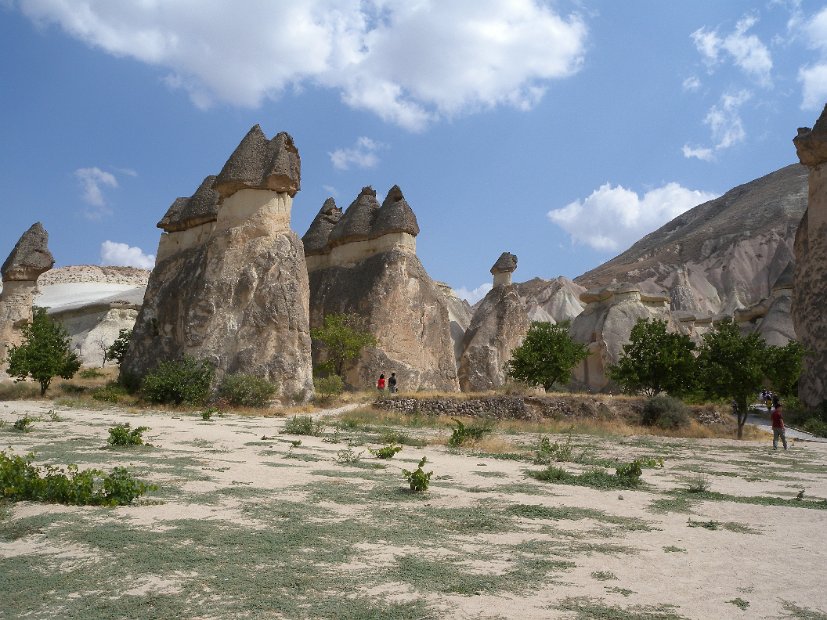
615,459,643,485
533,433,573,464
201,407,220,421
335,448,364,464
663,546,686,553
141,357,214,405
12,416,34,432
0,449,154,506
448,417,494,447
370,444,402,459
107,423,149,447
726,598,750,610
529,459,643,489
322,428,341,444
79,368,105,379
402,456,433,492
314,374,345,400
591,571,617,581
290,440,302,447
687,517,719,530
641,395,691,429
218,374,277,407
283,415,324,436
46,409,64,422
686,472,710,493
106,329,133,366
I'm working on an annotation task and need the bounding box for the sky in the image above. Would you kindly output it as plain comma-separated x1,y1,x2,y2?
1,1,825,304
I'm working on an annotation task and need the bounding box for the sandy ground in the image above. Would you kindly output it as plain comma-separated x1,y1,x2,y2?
1,399,826,619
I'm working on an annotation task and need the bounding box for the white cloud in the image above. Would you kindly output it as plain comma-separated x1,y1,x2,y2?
455,282,493,305
682,90,751,160
691,15,772,85
100,241,155,269
798,7,827,110
75,166,117,207
681,145,714,161
329,136,384,171
682,76,701,92
547,183,719,253
322,184,338,197
16,0,587,131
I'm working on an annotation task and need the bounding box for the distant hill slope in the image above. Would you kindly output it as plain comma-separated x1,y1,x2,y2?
574,164,808,315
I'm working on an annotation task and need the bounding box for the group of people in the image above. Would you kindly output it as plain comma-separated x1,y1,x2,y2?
377,372,398,393
760,389,787,450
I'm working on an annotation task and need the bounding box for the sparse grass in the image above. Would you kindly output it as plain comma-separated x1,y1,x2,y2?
663,546,686,553
727,597,750,610
780,600,827,619
591,570,618,581
0,382,41,400
556,597,688,619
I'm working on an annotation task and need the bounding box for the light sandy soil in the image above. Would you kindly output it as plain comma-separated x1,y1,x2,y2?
1,399,826,619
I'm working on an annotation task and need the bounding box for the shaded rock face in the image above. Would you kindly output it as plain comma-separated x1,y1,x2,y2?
309,250,459,392
458,284,530,392
512,277,585,324
793,104,827,409
735,265,796,347
576,164,808,315
569,284,677,391
0,222,54,363
435,282,473,365
122,127,313,399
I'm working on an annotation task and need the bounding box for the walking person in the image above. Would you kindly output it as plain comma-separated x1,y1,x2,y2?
771,402,788,451
388,372,397,394
377,373,386,391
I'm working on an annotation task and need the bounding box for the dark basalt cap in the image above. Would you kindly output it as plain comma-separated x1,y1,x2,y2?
794,103,827,167
213,125,301,198
328,187,380,247
302,197,343,256
490,252,518,275
2,222,55,281
157,175,220,232
370,185,420,239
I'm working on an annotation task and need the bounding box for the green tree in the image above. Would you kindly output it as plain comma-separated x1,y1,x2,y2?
5,307,81,396
106,328,132,367
310,313,377,377
696,319,766,439
506,321,588,391
763,340,804,397
607,318,697,396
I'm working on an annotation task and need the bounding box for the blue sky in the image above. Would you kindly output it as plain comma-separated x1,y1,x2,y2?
1,1,825,303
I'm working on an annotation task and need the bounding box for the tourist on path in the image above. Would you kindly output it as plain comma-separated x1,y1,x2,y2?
388,372,398,393
377,374,386,391
771,403,788,450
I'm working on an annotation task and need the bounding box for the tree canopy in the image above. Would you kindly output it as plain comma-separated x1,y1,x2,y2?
310,313,377,378
106,328,132,367
608,318,696,397
5,307,81,395
506,321,588,391
763,340,804,397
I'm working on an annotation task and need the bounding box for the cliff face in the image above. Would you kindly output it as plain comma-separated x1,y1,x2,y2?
123,126,314,399
575,164,808,316
304,186,459,392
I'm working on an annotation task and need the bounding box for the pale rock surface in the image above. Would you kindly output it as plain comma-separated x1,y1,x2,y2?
793,104,827,409
306,186,459,392
734,264,795,347
122,127,313,399
436,282,473,366
0,223,54,364
512,277,586,324
570,283,678,391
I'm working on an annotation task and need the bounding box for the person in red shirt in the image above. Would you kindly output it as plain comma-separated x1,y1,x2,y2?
377,374,386,391
771,404,787,450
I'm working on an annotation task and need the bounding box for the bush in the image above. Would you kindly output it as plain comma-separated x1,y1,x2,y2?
641,395,690,429
370,444,402,459
447,417,494,447
314,374,344,400
283,415,324,436
402,456,433,492
533,434,573,464
218,374,277,407
529,459,643,489
0,449,155,506
141,357,214,405
92,383,129,403
60,383,87,395
107,423,149,447
12,416,34,432
802,418,827,438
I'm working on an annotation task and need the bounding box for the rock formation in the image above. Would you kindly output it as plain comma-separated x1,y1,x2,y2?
0,223,54,364
458,253,531,392
576,164,808,315
435,282,473,365
793,104,827,409
304,186,459,391
122,125,314,398
512,277,585,324
735,263,795,347
569,283,679,391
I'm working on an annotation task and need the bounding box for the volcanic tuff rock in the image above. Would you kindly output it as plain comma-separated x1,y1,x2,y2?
512,277,586,324
122,126,313,398
436,282,473,365
302,198,342,257
305,186,459,392
0,222,54,364
734,264,795,347
793,104,827,409
458,253,531,391
576,164,808,315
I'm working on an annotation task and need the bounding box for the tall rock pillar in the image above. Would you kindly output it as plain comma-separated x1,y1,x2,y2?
122,126,314,399
0,223,55,365
793,104,827,409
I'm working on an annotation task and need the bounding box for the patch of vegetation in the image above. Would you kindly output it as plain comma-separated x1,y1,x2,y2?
402,456,432,492
556,597,687,619
12,415,34,432
533,433,573,463
91,382,129,403
0,449,154,506
727,597,750,610
335,448,364,464
506,503,653,531
105,328,132,367
685,472,711,493
314,374,345,400
369,444,402,459
378,428,427,448
506,321,588,391
780,600,827,619
663,546,686,553
283,415,324,436
141,357,213,405
79,367,105,379
669,489,827,511
107,423,150,447
448,417,494,446
311,313,377,377
641,395,691,430
528,459,643,490
218,373,277,407
0,382,41,400
201,406,219,421
591,571,618,581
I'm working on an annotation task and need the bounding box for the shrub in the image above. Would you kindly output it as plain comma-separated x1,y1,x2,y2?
534,434,573,464
91,383,128,403
106,329,132,367
335,448,364,464
447,417,494,447
615,459,643,485
141,357,213,405
201,407,220,421
402,456,433,492
12,416,34,432
283,415,324,436
60,383,87,395
314,374,345,400
641,395,690,429
370,444,402,459
529,459,643,489
803,418,827,438
107,423,149,447
686,472,710,493
0,449,154,506
218,374,277,407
